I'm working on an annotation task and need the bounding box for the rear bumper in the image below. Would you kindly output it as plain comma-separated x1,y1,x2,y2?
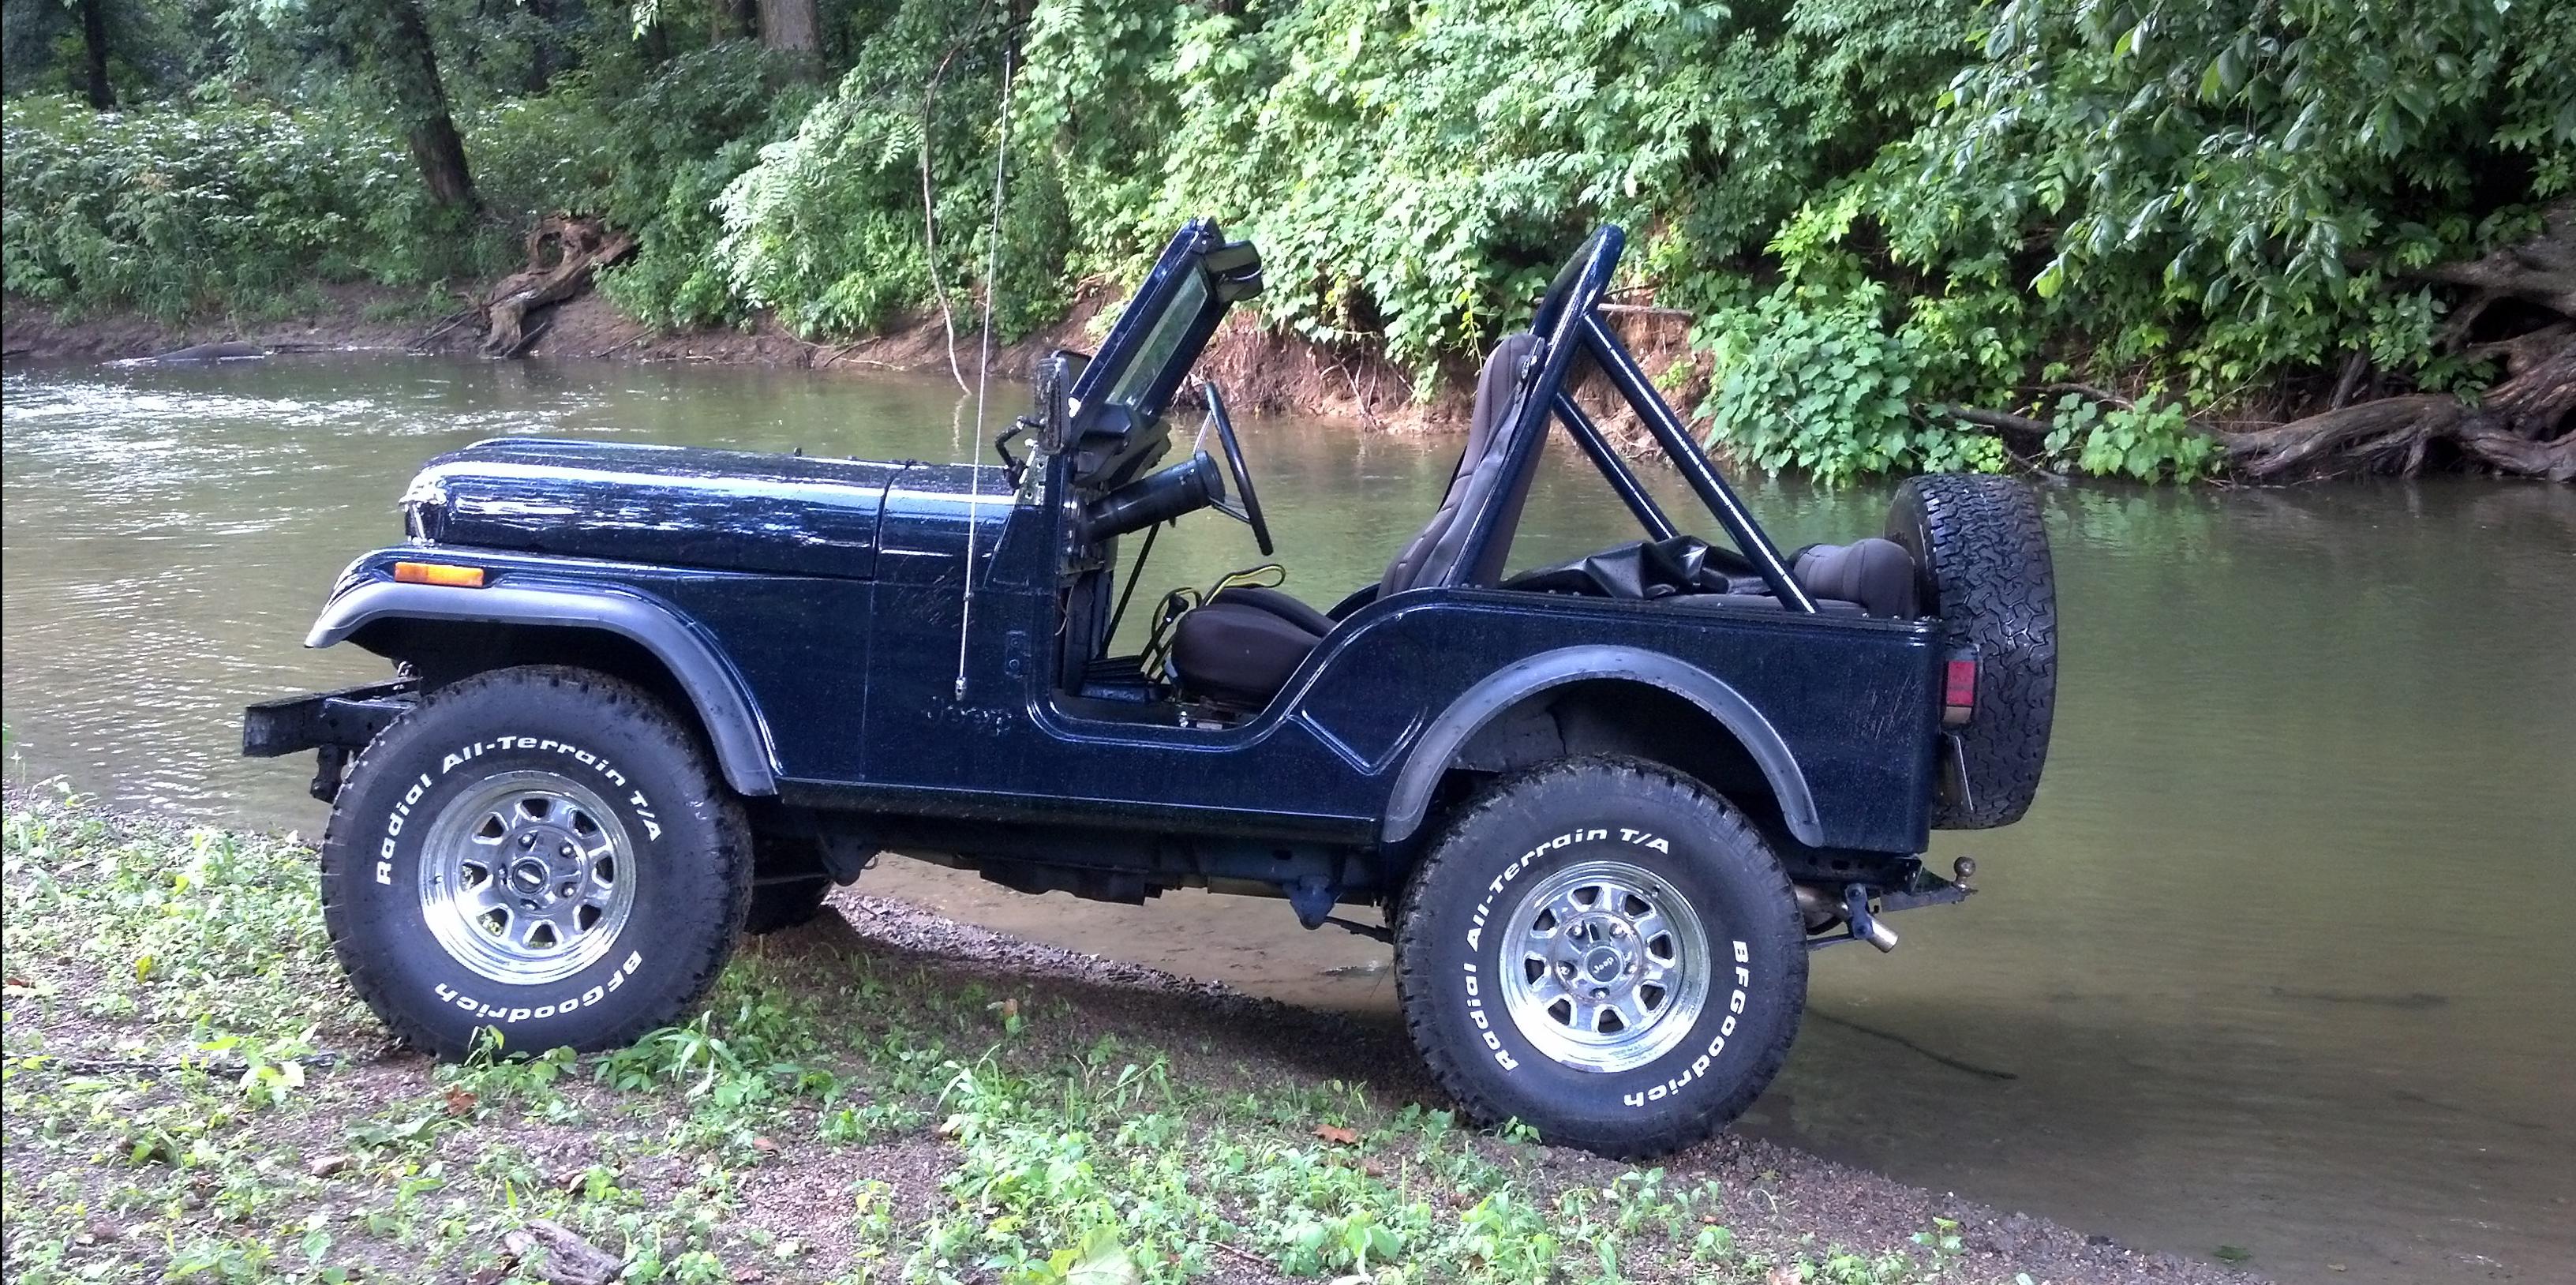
241,678,419,758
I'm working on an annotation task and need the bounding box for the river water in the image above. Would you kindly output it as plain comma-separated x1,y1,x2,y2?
4,355,2570,1283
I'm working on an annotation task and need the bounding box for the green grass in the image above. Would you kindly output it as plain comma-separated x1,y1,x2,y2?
2,787,1978,1283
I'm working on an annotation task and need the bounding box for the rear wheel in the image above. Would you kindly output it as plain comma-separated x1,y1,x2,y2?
1887,474,2057,828
320,665,751,1056
1395,757,1806,1158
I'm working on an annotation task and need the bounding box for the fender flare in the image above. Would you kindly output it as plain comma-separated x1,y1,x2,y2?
306,579,779,796
1379,645,1820,846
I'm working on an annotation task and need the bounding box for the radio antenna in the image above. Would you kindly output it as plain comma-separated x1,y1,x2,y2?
954,44,1014,701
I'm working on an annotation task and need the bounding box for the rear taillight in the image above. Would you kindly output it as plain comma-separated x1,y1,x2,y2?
1941,656,1978,727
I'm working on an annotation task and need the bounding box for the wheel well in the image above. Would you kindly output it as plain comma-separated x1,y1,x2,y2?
1431,679,1785,833
352,618,708,751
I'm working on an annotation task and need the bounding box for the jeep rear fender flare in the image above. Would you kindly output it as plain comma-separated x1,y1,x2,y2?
306,579,779,796
1379,645,1820,847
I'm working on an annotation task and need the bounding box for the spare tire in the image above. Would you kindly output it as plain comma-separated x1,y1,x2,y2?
1885,474,2056,828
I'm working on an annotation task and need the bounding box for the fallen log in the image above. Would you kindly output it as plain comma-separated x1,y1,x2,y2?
141,339,268,363
479,215,635,358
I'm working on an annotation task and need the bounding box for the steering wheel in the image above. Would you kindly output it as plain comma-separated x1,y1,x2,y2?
1200,382,1274,555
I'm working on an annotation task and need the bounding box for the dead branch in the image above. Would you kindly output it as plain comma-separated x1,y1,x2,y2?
2457,322,2576,373
2042,381,2134,410
2225,333,2574,482
1934,404,2054,443
410,305,480,353
479,216,634,358
2412,200,2576,317
2329,351,2371,410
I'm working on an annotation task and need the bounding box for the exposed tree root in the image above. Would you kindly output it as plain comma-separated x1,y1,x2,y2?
478,216,635,358
2217,207,2573,482
2223,329,2573,482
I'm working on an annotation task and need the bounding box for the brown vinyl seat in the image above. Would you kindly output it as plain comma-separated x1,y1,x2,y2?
1170,332,1544,705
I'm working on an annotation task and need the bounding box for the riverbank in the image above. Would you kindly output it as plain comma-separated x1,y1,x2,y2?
0,788,2254,1285
0,285,1494,431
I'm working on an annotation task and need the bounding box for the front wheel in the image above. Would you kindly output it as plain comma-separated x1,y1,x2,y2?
320,665,752,1056
1395,758,1806,1158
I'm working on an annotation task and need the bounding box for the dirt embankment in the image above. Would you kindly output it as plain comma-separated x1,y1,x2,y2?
2,281,1705,440
2,283,464,363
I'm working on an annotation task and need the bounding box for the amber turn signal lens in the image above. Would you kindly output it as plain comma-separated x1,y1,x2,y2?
392,561,486,588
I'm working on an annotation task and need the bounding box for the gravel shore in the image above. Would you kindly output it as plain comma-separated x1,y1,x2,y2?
815,887,2259,1285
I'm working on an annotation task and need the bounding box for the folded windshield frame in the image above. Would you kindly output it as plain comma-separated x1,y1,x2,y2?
1066,220,1261,464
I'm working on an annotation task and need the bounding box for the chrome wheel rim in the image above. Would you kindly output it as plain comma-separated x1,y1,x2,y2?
417,771,637,985
1497,859,1711,1073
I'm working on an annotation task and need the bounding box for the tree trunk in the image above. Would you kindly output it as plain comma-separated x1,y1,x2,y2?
757,0,820,58
77,0,113,109
379,0,478,210
637,14,671,66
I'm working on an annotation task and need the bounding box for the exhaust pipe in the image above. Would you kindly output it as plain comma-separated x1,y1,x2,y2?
1857,914,1898,952
1794,883,1899,952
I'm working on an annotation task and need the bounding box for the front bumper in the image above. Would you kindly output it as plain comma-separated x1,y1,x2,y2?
242,678,419,801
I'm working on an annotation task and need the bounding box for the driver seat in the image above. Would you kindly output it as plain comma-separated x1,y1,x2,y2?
1169,332,1545,705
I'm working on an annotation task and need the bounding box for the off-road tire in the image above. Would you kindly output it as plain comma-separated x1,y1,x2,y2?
744,875,834,935
320,665,751,1057
1886,474,2056,829
1394,757,1807,1159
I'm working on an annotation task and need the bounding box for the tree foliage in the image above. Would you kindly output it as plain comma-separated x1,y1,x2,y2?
5,0,2569,481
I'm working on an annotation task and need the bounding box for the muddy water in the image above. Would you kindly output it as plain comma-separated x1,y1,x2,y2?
5,356,2571,1283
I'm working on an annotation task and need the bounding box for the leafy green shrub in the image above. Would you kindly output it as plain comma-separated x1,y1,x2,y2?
2042,393,2217,482
711,0,1066,340
463,94,616,228
1136,0,1968,379
590,43,816,331
1696,283,1940,484
1,95,492,320
1855,0,2573,402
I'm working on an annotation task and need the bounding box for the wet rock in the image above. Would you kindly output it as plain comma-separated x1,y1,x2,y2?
500,1219,620,1285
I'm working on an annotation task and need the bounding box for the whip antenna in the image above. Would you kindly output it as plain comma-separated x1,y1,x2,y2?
954,45,1014,701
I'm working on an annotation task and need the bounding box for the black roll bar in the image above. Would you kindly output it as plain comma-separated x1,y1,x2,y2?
1552,392,1679,541
1577,312,1817,613
1404,220,1818,613
1443,228,1625,588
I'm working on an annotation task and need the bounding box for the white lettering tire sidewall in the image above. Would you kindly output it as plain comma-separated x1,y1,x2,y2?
1396,759,1807,1154
320,669,747,1057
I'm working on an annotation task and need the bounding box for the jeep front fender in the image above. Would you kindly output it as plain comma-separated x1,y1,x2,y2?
306,578,780,796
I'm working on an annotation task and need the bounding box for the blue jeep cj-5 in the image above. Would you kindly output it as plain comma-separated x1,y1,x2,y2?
245,220,2056,1156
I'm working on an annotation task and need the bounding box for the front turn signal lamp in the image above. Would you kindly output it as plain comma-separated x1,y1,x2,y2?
392,561,487,588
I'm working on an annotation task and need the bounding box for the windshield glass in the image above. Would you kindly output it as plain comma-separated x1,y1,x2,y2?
1099,268,1209,416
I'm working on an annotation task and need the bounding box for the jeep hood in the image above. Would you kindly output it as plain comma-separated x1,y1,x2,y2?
402,438,904,579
